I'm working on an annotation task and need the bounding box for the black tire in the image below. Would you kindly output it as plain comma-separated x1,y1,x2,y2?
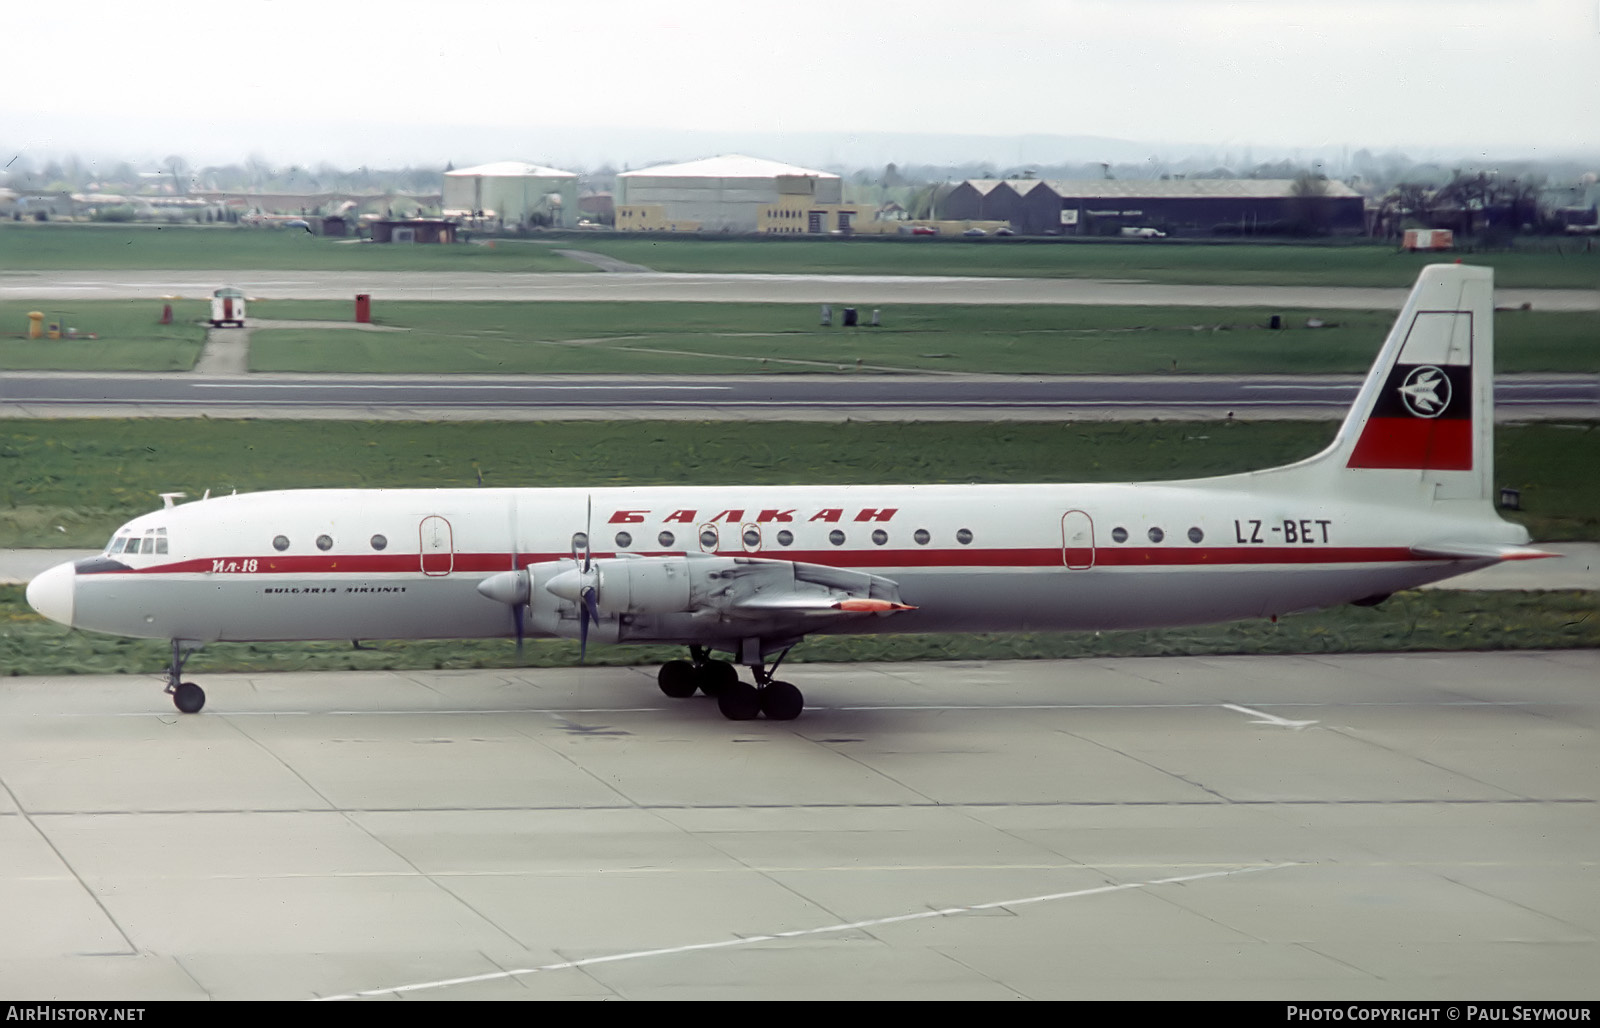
697,659,739,697
658,660,698,698
173,681,206,714
760,681,804,721
716,681,761,721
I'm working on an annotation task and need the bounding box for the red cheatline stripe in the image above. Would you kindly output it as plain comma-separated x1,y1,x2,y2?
92,545,1440,578
1348,416,1472,471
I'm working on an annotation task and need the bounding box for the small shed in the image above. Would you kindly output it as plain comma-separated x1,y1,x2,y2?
210,287,246,327
1403,229,1454,251
370,219,457,244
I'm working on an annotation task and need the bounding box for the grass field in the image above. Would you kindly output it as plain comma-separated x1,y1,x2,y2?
5,222,1597,288
543,236,1600,289
3,297,1592,375
241,299,1600,376
0,223,589,273
1,584,1594,678
0,299,209,371
2,419,1594,549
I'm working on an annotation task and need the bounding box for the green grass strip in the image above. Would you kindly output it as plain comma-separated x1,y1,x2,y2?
0,223,589,273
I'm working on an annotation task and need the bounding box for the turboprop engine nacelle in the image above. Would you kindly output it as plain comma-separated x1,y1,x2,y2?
545,555,693,614
477,554,911,621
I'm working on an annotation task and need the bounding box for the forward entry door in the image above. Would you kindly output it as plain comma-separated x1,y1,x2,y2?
1061,510,1095,570
420,516,454,576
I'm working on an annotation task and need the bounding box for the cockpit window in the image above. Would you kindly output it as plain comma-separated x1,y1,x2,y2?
109,537,126,554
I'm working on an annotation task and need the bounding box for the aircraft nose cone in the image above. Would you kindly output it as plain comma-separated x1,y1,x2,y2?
26,561,76,628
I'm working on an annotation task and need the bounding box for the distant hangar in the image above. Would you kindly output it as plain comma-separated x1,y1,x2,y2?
943,178,1366,236
616,154,861,234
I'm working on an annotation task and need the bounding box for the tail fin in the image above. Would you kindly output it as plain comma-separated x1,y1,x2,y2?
1294,263,1494,504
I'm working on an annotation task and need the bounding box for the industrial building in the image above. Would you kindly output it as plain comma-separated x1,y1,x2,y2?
616,154,844,233
442,161,579,228
943,178,1366,236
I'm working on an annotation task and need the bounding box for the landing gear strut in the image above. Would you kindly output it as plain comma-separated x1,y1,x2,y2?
164,640,205,714
655,646,805,721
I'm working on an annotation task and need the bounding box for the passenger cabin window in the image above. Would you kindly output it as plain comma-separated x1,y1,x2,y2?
828,530,846,546
956,529,974,545
776,530,794,546
1148,527,1165,543
658,530,675,547
316,535,333,551
871,529,888,546
273,535,290,551
615,531,633,548
371,535,388,551
1111,527,1128,543
1188,527,1204,543
913,529,930,545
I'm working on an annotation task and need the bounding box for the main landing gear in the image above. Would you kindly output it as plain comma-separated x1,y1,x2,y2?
656,645,803,721
164,640,206,714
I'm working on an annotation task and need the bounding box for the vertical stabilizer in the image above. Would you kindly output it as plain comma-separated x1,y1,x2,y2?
1309,263,1495,503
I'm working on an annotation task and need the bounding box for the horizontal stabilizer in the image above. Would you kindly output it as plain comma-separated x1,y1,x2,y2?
1410,542,1560,562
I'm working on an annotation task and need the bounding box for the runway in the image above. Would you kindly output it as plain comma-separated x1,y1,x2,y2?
3,370,1596,421
1,651,1595,1000
4,268,1597,310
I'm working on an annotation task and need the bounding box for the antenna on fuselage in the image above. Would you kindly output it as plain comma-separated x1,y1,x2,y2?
159,492,186,509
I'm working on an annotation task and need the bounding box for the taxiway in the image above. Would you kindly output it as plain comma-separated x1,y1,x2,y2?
1,651,1595,1000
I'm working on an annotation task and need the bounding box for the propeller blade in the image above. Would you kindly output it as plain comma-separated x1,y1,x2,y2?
578,585,597,662
510,548,522,659
583,495,592,573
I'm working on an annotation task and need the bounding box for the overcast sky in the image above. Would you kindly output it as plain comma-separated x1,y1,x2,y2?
5,0,1597,170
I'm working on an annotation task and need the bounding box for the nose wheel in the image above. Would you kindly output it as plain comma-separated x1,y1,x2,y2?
171,681,206,714
163,640,206,714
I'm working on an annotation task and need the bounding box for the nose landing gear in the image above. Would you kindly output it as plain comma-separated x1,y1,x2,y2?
163,640,206,714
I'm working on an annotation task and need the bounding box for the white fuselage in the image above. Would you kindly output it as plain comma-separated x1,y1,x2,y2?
44,476,1516,650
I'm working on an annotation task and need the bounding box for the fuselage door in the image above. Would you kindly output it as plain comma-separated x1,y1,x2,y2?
1061,510,1095,570
420,516,454,576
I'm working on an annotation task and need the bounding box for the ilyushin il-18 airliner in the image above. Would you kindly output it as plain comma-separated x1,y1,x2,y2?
27,264,1547,720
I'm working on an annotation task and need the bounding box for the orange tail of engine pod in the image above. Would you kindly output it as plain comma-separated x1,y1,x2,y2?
833,599,918,613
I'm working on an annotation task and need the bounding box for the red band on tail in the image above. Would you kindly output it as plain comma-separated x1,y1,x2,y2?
1347,416,1472,470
